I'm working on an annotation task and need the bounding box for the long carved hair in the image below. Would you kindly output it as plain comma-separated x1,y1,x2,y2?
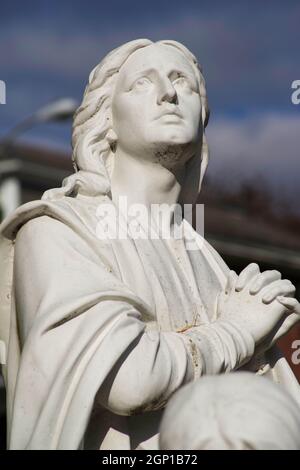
71,39,210,203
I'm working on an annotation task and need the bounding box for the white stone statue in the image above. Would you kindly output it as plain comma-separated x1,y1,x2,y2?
0,39,299,450
160,372,300,450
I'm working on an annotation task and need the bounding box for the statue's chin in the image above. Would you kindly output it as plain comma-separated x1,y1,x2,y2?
149,126,194,146
144,125,199,165
151,142,195,170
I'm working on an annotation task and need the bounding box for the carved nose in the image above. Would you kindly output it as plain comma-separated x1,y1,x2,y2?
157,81,178,105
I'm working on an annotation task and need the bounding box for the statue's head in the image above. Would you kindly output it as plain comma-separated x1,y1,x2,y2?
72,39,209,203
159,372,300,450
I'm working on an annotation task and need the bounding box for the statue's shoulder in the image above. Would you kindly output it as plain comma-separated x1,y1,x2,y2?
0,194,105,242
1,169,110,241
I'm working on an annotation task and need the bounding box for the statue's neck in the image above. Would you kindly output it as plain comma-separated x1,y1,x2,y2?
111,150,185,208
110,150,186,231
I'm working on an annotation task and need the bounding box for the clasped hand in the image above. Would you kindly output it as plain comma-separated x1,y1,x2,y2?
217,263,300,353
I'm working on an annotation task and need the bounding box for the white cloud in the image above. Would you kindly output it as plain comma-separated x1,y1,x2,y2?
206,113,300,206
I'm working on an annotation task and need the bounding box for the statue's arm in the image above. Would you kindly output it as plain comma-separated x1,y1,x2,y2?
96,275,300,415
96,321,255,416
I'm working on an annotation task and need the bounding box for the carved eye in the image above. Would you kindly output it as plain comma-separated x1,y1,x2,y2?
172,73,197,93
173,76,190,87
174,76,186,83
132,77,152,90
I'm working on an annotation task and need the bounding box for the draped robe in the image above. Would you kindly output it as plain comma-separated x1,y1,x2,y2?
0,171,299,450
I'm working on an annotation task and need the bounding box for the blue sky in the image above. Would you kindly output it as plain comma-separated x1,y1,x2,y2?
0,0,299,205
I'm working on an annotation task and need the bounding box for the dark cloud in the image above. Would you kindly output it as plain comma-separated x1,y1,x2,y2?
1,1,299,115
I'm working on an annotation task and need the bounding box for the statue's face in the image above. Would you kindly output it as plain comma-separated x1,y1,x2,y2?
111,44,202,166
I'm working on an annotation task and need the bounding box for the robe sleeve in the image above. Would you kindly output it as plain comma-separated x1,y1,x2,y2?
13,215,255,423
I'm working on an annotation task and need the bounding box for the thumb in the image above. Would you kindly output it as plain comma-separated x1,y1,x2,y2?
277,296,300,315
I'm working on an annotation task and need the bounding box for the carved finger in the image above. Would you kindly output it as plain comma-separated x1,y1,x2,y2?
235,263,260,292
225,270,238,295
277,296,300,315
249,270,282,295
262,280,295,304
271,312,300,344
